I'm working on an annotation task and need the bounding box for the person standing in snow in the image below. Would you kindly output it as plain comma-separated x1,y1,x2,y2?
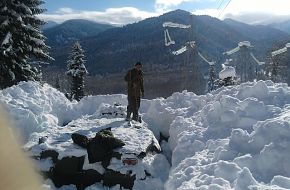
125,62,144,122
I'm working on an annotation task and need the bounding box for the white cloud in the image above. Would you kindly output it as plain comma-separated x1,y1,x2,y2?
156,0,198,7
193,8,219,18
155,0,199,13
223,0,290,16
39,7,158,25
192,0,290,24
40,0,290,26
224,13,290,25
56,7,74,14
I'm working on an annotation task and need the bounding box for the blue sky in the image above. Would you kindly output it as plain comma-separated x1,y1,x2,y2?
43,0,216,13
40,0,290,25
44,0,155,13
40,0,226,25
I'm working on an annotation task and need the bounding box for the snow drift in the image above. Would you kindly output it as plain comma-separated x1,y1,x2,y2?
2,81,290,189
166,81,290,190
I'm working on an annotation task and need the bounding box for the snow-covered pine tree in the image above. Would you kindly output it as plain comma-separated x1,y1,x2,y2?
0,0,52,89
66,41,88,101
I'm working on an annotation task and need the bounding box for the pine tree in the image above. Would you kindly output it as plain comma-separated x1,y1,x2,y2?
66,42,88,101
207,64,216,93
54,74,61,90
270,52,289,83
0,0,52,88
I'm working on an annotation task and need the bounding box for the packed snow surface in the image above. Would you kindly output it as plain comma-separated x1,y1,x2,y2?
2,81,290,189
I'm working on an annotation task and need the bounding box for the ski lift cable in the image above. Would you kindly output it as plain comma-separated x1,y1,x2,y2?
218,0,232,18
198,52,215,65
217,0,227,11
218,0,233,18
250,52,265,65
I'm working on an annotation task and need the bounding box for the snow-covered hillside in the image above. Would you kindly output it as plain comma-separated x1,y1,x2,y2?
2,81,290,190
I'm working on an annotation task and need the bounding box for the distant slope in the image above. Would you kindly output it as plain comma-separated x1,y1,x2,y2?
269,20,290,34
224,18,290,57
43,19,115,46
42,21,58,30
224,18,288,41
46,10,290,75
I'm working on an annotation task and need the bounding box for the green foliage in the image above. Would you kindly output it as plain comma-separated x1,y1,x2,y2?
207,65,217,93
66,41,88,101
0,0,52,88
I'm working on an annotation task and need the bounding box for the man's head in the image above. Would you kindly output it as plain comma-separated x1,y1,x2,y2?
135,62,142,71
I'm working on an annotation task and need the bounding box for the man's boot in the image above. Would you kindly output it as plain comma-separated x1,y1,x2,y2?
126,112,131,121
132,113,138,122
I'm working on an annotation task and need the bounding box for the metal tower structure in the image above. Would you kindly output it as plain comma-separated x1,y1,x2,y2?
270,43,290,82
224,41,265,83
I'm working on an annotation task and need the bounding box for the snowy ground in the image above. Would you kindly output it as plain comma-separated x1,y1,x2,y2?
2,81,290,189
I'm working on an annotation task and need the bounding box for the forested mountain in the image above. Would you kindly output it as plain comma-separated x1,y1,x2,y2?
269,20,290,34
41,21,58,30
224,18,288,41
43,19,115,46
44,10,290,75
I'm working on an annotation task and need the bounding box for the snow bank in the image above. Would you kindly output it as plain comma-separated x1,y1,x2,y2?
0,81,168,190
166,81,290,190
0,81,127,142
3,80,290,190
0,82,71,141
141,90,207,139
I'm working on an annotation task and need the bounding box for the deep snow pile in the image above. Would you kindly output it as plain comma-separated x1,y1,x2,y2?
2,81,290,189
0,82,169,190
0,82,127,142
166,81,290,190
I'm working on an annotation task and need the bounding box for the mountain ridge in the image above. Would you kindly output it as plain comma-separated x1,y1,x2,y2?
44,10,290,75
269,20,290,34
43,19,115,46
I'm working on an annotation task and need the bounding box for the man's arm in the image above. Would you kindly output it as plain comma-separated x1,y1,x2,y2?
124,70,131,82
140,73,144,97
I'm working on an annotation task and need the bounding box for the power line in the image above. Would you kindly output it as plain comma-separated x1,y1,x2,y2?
218,0,233,18
217,0,226,11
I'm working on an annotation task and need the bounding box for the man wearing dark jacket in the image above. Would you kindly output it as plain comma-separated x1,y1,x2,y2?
124,62,144,122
